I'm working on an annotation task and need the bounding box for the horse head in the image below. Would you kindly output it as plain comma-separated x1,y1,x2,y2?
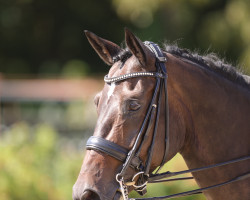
72,29,187,200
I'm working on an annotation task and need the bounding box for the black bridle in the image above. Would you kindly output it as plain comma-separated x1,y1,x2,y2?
86,41,250,200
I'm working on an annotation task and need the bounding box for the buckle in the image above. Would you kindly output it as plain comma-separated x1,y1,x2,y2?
158,56,167,62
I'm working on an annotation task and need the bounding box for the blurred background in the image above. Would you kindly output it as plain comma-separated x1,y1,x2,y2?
0,0,250,199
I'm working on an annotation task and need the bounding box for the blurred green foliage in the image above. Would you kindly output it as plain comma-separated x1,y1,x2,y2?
2,101,97,135
0,123,205,200
0,0,250,76
0,123,83,200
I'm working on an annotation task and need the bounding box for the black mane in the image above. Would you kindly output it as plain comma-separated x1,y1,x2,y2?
164,44,249,89
113,48,132,64
114,44,250,89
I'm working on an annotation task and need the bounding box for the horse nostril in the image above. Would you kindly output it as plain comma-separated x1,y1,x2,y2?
81,190,100,200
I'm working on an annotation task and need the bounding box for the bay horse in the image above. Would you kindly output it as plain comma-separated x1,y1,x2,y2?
73,29,250,200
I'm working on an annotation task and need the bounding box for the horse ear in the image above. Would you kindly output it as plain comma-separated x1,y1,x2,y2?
125,28,152,66
84,30,121,66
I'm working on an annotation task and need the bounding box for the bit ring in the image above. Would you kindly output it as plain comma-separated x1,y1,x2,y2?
132,171,149,188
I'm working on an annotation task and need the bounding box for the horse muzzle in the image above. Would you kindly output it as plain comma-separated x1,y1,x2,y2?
72,149,125,200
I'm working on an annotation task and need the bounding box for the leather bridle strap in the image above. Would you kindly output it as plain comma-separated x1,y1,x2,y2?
133,172,250,200
148,155,250,182
86,136,142,169
144,41,170,173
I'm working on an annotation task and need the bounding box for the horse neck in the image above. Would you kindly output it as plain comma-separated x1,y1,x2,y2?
166,53,250,193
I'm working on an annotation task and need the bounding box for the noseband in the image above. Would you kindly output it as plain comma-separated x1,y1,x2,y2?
86,42,250,199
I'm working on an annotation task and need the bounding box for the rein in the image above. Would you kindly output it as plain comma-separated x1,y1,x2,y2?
86,41,250,199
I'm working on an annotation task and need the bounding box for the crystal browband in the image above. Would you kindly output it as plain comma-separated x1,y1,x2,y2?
104,72,165,84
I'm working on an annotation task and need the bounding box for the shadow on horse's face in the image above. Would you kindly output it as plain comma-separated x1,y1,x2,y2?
73,30,164,200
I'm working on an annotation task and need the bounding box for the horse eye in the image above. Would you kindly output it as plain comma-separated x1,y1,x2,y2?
129,101,141,111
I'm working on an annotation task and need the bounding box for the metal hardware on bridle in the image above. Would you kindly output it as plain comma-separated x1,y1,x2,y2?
132,172,149,188
104,72,165,84
85,41,250,200
116,174,129,200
